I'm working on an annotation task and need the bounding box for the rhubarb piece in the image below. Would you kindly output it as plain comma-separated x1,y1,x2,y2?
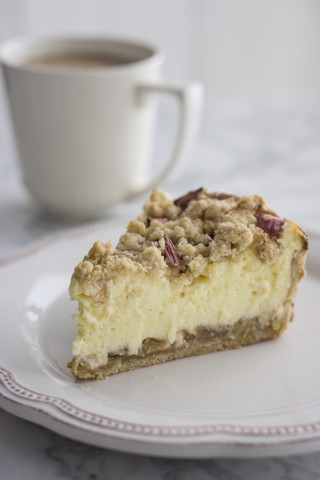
147,216,168,226
174,188,203,211
164,235,185,270
256,213,286,236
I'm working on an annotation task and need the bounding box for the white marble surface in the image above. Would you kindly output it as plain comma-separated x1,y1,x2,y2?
1,100,320,478
3,408,320,480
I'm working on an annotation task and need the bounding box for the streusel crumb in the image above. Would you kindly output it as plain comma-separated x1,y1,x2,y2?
72,188,286,289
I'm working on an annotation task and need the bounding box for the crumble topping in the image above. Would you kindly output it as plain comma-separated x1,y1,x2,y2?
73,188,286,289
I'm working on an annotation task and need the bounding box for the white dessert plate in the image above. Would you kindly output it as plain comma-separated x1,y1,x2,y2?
0,221,320,458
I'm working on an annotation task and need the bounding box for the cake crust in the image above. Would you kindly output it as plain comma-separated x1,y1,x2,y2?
71,314,292,380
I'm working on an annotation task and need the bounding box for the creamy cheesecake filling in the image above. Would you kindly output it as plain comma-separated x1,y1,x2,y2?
70,222,302,365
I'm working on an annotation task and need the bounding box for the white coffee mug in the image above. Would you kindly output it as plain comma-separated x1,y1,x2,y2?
1,36,203,219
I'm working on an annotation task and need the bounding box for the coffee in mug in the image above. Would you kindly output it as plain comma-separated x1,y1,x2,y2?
22,52,136,69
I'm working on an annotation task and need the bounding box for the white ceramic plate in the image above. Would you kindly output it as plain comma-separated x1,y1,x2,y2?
0,222,320,458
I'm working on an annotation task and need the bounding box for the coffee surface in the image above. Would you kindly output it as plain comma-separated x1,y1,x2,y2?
23,52,133,69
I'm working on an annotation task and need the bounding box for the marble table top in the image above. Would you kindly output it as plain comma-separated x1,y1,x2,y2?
1,102,320,478
2,407,320,480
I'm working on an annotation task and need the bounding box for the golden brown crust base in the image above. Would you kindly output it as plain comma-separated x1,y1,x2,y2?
70,312,292,381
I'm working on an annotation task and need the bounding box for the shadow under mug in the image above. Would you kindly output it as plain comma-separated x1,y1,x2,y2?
1,36,203,219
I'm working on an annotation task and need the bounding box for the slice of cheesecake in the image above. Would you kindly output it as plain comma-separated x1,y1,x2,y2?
69,188,308,380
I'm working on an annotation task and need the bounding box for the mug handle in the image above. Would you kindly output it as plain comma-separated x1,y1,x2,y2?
126,80,204,198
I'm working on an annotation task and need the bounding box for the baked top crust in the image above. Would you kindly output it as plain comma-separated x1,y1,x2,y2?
71,188,307,303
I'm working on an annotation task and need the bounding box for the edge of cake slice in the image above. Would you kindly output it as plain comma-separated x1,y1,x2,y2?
69,188,308,380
